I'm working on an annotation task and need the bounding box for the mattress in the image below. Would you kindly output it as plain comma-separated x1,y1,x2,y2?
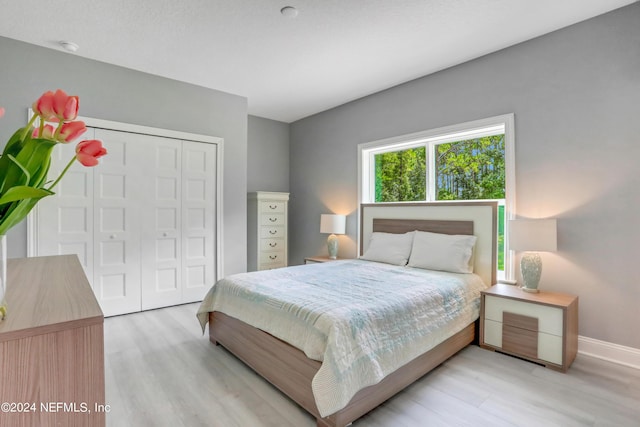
197,259,487,416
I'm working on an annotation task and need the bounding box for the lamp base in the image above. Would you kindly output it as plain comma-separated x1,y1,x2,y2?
521,286,540,293
327,234,338,259
520,251,542,293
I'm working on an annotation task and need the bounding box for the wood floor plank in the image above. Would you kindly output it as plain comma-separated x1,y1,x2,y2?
104,303,640,427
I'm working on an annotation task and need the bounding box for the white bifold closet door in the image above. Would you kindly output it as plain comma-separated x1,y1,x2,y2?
34,128,217,316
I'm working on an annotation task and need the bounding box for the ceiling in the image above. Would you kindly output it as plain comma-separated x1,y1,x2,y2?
0,0,635,123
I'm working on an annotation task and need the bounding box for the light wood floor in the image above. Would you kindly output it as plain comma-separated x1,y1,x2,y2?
104,303,640,427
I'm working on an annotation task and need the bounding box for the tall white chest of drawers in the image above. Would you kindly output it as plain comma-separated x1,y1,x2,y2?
248,192,289,271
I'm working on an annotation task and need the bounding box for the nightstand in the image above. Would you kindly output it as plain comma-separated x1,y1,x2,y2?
480,284,578,372
304,256,343,264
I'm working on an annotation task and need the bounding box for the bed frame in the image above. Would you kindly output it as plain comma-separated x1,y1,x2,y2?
208,202,497,427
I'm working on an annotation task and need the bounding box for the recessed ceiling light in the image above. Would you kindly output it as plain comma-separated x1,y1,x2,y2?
60,41,79,52
280,6,298,18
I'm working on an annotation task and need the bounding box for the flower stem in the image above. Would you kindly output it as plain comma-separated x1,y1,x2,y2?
47,156,77,191
20,115,39,140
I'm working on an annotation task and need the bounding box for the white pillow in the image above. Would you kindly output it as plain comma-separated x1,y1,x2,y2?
360,231,415,266
408,231,477,273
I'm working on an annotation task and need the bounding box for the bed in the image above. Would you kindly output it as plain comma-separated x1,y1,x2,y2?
197,201,497,427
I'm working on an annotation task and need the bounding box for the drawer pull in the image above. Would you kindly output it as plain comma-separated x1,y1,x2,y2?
269,242,277,247
269,204,278,210
269,217,277,222
269,230,277,235
269,255,278,260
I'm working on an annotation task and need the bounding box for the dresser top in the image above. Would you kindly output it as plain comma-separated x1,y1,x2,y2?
0,255,103,342
482,283,578,308
248,191,290,201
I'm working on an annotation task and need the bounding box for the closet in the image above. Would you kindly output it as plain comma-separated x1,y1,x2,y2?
30,122,221,317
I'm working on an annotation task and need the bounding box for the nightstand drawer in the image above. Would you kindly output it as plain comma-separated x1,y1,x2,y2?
483,319,563,364
485,295,563,336
503,324,538,359
503,311,538,331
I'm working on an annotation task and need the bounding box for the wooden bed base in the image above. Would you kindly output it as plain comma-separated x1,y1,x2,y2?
209,311,475,427
206,203,496,426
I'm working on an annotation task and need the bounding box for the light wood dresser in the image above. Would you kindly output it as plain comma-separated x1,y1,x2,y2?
247,191,289,271
0,255,106,427
480,284,578,372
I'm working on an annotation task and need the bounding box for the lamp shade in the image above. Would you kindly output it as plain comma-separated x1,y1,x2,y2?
320,214,346,235
509,219,557,252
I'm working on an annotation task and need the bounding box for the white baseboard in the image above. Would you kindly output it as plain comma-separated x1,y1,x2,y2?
578,336,640,370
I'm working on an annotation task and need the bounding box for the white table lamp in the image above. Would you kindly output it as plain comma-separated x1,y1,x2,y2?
509,219,557,293
320,214,346,259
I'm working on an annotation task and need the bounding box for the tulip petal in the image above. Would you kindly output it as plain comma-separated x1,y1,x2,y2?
58,121,87,143
75,139,107,167
63,96,79,121
33,91,56,121
76,152,99,166
52,89,69,117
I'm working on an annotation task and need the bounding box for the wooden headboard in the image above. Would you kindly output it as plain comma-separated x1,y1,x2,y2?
360,202,497,286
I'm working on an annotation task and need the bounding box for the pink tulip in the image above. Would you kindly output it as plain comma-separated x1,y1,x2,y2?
57,120,87,143
32,89,79,122
0,107,5,118
32,124,56,140
52,89,79,121
32,91,57,121
76,139,107,166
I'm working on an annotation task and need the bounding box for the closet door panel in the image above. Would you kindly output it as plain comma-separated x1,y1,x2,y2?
36,129,95,280
141,137,182,310
93,129,144,316
181,141,216,303
33,123,219,315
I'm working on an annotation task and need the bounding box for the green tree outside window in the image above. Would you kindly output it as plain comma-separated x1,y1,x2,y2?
374,134,505,270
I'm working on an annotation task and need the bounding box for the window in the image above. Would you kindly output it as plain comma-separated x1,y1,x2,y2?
359,114,515,279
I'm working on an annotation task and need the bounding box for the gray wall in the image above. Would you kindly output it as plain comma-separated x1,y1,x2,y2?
247,115,290,192
0,36,248,276
289,4,640,348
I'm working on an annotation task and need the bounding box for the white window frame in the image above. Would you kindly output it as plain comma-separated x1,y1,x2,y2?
357,113,516,280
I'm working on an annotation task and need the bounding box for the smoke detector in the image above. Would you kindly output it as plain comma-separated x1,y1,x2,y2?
60,41,79,52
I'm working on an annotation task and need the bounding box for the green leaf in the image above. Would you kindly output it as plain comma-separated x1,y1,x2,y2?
1,137,57,196
0,127,30,158
0,193,53,235
14,137,57,186
0,186,54,205
0,128,32,194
